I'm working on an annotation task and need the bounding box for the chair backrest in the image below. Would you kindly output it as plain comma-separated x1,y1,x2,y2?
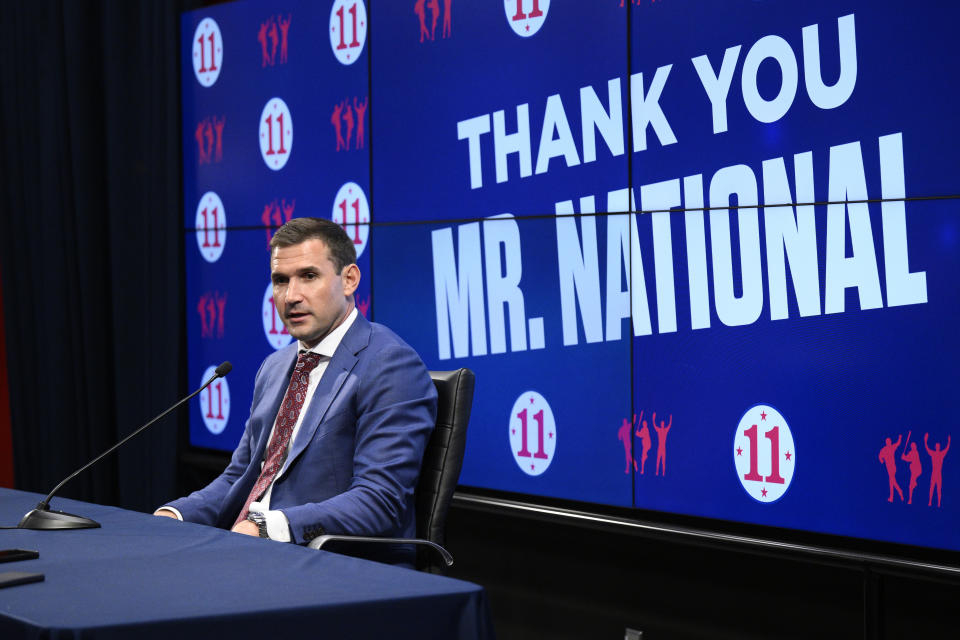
416,368,475,572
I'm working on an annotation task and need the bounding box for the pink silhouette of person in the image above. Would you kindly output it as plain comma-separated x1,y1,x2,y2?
268,16,279,66
261,204,274,247
653,412,672,476
271,200,283,227
195,121,208,164
212,116,225,161
617,415,637,474
901,436,923,505
203,119,214,162
206,296,216,337
442,0,451,38
925,433,950,507
331,102,345,151
342,99,354,150
634,409,651,475
428,0,440,40
197,294,211,337
414,0,429,43
281,198,295,223
257,21,270,67
878,435,904,502
278,14,290,64
353,97,368,149
215,292,227,338
358,296,370,318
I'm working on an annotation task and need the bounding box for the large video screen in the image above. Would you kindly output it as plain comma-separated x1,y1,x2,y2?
183,1,959,555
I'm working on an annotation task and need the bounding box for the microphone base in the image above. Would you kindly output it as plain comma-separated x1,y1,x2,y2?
18,505,101,530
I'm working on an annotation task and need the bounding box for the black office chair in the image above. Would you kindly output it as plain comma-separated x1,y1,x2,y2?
307,368,475,574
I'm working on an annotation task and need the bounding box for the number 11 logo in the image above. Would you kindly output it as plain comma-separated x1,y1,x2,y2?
262,281,293,350
195,192,227,263
331,181,369,258
509,391,556,476
259,97,294,171
733,404,796,503
504,0,550,37
199,364,230,435
329,0,366,65
192,18,223,87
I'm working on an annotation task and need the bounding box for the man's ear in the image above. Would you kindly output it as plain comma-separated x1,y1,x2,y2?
341,263,361,296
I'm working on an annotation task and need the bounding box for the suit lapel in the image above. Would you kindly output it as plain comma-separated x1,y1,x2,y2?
281,314,371,476
252,346,299,465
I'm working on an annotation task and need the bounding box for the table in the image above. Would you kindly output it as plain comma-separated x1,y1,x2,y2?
0,489,493,639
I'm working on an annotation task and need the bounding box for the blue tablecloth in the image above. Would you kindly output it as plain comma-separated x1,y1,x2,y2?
0,489,493,639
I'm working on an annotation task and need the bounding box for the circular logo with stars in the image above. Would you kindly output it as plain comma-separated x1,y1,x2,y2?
195,191,227,263
504,0,550,38
262,281,293,350
508,391,556,476
259,97,293,171
733,404,796,503
331,182,369,259
192,18,223,87
329,0,367,65
199,365,230,435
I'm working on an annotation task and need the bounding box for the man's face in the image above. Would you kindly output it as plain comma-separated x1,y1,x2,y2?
271,238,359,348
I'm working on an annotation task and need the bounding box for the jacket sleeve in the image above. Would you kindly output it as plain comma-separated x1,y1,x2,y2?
162,357,271,526
163,427,254,526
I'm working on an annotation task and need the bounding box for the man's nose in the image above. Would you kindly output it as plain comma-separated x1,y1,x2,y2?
285,278,304,303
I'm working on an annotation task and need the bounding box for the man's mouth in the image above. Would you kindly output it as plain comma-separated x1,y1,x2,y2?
286,311,309,323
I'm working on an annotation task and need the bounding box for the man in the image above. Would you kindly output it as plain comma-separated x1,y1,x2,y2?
878,434,904,502
900,435,922,505
924,433,950,508
635,410,651,475
616,414,636,475
653,412,672,477
156,218,437,563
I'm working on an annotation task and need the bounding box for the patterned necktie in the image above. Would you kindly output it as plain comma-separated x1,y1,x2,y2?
234,351,323,526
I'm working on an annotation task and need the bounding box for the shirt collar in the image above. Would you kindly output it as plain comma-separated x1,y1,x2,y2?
300,307,358,358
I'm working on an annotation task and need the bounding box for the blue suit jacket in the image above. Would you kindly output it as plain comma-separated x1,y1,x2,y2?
168,314,437,547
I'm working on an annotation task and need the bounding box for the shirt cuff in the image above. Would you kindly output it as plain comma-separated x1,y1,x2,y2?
156,506,183,520
249,501,291,542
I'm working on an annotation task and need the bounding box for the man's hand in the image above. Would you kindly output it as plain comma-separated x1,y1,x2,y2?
231,519,260,537
153,509,179,519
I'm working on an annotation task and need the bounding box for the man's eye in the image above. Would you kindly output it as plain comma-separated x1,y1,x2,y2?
303,273,317,280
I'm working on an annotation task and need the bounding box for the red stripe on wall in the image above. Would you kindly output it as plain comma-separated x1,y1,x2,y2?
0,263,13,488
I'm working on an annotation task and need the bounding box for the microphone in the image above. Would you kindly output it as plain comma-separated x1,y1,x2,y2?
17,362,233,530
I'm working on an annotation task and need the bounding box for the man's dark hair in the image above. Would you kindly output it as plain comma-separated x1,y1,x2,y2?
269,217,357,273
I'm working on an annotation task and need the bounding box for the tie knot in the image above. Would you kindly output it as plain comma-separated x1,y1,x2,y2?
296,351,323,373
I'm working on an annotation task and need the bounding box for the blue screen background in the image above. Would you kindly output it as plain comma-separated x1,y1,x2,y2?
183,0,960,553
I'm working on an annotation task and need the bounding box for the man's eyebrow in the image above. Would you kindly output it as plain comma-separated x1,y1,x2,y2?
271,265,320,279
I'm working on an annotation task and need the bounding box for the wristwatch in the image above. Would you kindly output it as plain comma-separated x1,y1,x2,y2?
246,512,269,538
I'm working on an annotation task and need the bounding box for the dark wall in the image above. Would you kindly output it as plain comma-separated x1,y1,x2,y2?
0,265,12,488
0,0,207,512
444,501,960,639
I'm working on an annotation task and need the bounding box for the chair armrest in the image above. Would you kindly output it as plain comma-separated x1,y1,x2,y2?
307,534,454,567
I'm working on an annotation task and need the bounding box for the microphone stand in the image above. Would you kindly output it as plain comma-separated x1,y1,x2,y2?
17,362,232,530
